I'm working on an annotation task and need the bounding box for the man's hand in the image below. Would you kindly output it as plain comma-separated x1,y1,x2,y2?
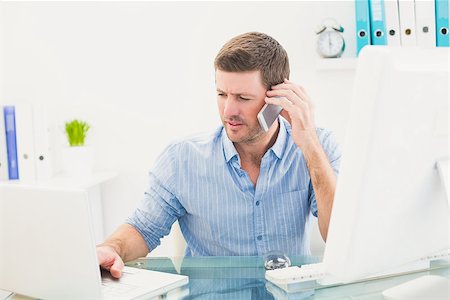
97,245,124,279
96,224,149,278
265,78,319,151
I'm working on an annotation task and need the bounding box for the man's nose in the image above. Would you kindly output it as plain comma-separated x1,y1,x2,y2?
223,97,239,117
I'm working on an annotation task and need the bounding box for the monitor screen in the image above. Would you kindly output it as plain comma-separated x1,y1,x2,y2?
321,46,450,284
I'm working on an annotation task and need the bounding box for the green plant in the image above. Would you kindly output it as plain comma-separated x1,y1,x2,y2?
65,119,90,146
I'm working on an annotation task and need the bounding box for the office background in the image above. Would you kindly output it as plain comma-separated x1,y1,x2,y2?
0,1,357,256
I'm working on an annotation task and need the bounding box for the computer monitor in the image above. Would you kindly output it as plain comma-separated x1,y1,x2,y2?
320,46,450,285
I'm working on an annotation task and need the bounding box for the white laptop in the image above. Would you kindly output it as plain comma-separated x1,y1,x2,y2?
0,184,189,300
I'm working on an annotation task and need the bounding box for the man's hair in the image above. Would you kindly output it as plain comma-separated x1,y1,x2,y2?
214,32,290,89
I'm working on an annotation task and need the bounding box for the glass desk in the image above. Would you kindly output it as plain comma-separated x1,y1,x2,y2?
126,256,450,299
5,256,449,299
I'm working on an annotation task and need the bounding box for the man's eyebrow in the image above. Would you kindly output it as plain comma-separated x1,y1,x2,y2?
216,89,257,97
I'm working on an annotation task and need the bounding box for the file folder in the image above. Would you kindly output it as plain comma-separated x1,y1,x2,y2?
3,106,19,180
435,0,450,46
415,0,436,47
15,104,37,181
398,0,417,46
384,0,401,45
356,0,372,54
369,0,388,45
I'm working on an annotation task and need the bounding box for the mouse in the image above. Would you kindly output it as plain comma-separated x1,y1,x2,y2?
263,251,291,270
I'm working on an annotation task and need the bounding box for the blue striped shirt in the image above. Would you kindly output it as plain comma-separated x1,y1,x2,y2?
127,117,341,256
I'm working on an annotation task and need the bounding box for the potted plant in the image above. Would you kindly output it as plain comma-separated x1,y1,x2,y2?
61,119,94,177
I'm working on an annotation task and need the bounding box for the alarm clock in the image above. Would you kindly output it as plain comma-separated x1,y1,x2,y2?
315,19,345,58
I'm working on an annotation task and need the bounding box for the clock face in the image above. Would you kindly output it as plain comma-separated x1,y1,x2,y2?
317,31,345,58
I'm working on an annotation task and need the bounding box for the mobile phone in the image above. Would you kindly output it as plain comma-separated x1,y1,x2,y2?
257,103,283,132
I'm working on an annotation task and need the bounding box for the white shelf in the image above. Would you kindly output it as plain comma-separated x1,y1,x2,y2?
315,57,358,70
0,171,118,189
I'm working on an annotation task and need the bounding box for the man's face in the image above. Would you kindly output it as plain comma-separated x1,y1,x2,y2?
216,70,267,144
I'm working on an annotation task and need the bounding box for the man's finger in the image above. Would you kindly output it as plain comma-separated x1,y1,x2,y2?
265,96,295,111
271,80,311,105
109,257,124,279
266,89,302,106
266,91,309,113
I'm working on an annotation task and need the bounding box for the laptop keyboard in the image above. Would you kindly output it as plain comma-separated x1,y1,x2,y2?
100,266,188,299
102,280,137,296
101,268,140,296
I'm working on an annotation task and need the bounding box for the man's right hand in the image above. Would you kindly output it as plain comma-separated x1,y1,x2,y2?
97,245,124,278
96,224,149,278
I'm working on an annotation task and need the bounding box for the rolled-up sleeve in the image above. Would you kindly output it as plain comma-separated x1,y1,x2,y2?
126,143,186,252
309,129,342,217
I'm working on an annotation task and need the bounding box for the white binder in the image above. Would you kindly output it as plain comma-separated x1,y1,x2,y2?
414,0,436,47
0,106,8,180
33,105,54,180
15,104,37,181
398,0,417,46
385,0,402,45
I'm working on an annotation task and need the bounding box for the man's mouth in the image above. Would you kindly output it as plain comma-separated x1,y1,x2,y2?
226,121,244,129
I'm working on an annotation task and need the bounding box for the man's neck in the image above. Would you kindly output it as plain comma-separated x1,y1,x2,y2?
234,121,280,167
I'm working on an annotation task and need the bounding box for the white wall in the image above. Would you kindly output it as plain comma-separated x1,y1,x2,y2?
1,1,356,257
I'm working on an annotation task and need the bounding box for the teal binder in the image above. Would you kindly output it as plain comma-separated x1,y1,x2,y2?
435,0,449,46
369,0,387,45
355,0,371,55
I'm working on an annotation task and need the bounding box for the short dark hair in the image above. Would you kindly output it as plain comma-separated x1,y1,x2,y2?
214,32,290,89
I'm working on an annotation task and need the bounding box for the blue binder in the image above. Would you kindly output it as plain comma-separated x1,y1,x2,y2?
435,0,449,46
3,106,19,180
355,0,372,55
369,0,387,45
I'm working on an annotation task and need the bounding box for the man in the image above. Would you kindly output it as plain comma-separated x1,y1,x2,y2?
97,32,341,278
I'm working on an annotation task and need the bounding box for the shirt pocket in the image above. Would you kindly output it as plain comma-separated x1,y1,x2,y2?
266,189,310,239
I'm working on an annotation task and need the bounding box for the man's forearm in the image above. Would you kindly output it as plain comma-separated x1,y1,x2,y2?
302,138,336,241
98,223,149,262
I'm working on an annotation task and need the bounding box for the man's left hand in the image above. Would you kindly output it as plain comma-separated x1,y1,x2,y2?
265,78,319,151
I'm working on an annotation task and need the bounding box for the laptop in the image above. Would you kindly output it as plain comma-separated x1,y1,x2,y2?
0,184,189,300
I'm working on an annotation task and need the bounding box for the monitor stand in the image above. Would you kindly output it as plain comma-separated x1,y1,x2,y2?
436,158,449,211
382,274,450,300
318,259,430,286
318,252,450,287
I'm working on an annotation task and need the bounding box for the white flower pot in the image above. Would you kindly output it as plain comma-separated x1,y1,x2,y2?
61,146,94,177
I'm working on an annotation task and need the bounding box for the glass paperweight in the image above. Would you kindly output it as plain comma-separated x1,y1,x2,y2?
263,250,291,270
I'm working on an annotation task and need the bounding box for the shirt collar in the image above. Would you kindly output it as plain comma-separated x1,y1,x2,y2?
221,116,289,163
222,127,239,163
270,116,288,160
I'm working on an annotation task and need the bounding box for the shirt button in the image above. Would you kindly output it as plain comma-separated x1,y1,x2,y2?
256,201,260,206
257,235,262,241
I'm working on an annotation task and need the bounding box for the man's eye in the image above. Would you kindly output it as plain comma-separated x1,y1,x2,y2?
217,93,225,97
239,96,250,101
